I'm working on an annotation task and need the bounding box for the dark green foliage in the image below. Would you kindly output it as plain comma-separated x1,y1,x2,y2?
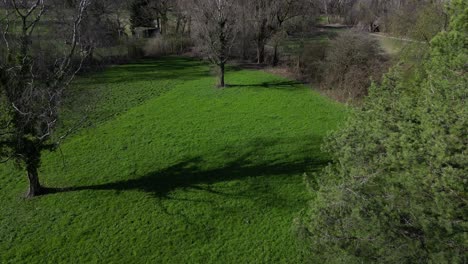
303,1,467,263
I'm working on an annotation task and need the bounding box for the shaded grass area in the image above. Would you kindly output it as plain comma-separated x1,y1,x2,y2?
0,57,347,263
57,57,209,136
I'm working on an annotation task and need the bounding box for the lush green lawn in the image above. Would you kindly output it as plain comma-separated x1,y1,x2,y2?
0,57,347,263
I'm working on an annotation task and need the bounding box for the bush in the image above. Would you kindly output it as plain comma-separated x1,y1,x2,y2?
302,1,467,262
143,35,193,57
320,31,389,100
291,31,390,102
295,42,328,83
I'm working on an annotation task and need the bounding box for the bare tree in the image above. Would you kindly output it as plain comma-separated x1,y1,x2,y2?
248,0,307,64
174,0,192,34
192,0,238,87
0,0,91,197
80,0,126,62
153,0,171,34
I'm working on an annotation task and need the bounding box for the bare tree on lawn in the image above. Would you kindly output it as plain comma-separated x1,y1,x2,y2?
0,0,91,197
192,0,238,87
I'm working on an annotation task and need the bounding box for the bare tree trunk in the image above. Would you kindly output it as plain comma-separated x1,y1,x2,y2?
27,165,41,197
181,18,187,34
272,43,279,66
175,17,181,33
87,46,95,64
218,63,225,88
257,40,265,64
241,6,248,60
256,16,269,64
187,17,192,35
160,15,168,35
1,0,90,198
296,55,301,73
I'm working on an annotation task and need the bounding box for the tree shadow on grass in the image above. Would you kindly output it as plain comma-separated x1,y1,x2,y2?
78,57,210,86
56,136,329,199
228,81,305,90
67,157,326,198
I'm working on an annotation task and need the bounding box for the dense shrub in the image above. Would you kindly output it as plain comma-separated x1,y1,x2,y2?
295,42,328,83
320,31,389,100
302,1,467,263
289,31,390,102
143,35,193,57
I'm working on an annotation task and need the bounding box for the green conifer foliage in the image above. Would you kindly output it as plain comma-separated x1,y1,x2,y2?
303,1,467,262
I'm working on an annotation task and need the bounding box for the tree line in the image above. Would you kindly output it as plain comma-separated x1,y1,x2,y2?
127,0,448,88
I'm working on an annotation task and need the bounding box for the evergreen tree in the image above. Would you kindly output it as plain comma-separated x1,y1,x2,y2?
303,1,467,262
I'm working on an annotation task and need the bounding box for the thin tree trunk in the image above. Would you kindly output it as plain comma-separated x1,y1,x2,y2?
187,17,192,35
181,19,187,34
241,7,248,60
175,17,181,34
88,46,95,64
218,63,225,88
160,15,168,35
27,165,41,197
257,41,265,64
256,18,268,64
272,43,279,66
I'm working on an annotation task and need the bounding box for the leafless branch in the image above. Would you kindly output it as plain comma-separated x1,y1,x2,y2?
55,0,90,85
0,7,13,56
11,102,31,116
55,115,88,146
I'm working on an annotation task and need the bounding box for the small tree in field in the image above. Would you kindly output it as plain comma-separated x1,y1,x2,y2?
191,0,238,87
0,0,90,197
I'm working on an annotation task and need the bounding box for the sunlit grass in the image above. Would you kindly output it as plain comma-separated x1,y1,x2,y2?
0,57,347,263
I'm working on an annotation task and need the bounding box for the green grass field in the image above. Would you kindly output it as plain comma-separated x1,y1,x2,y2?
0,57,347,263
